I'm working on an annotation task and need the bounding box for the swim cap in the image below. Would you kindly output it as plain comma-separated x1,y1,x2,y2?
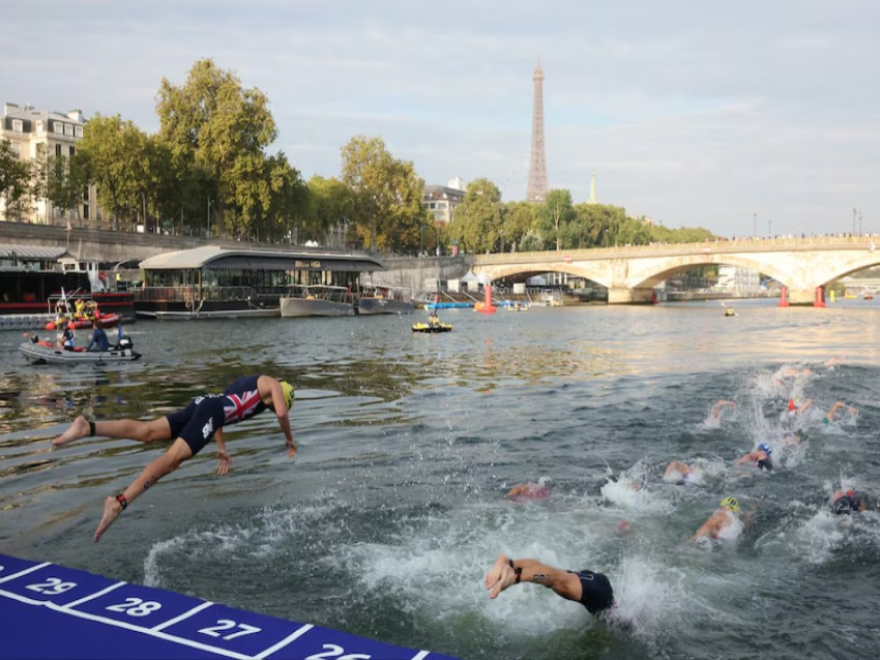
758,443,772,456
823,417,830,425
788,399,795,411
280,381,294,410
720,497,740,514
538,476,552,488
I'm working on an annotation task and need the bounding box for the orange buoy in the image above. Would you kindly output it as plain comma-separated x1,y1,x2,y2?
46,322,56,330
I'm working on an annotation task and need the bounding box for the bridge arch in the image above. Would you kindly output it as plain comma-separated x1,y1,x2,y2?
627,254,790,290
487,263,611,287
816,252,880,286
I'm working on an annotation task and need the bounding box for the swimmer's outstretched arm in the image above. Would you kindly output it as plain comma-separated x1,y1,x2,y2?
485,554,581,601
796,399,813,414
711,400,737,418
689,511,724,541
664,461,692,478
825,401,856,421
735,451,757,466
214,427,230,476
267,378,296,458
504,483,530,498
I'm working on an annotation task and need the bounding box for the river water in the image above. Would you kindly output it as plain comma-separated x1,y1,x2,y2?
1,300,879,660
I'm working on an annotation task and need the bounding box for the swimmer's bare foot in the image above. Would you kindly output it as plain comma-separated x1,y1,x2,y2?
94,496,122,542
53,416,91,447
485,554,517,599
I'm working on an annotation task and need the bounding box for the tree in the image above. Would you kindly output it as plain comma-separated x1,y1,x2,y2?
535,189,574,251
446,178,503,253
340,136,425,252
502,201,537,252
0,139,33,221
35,151,89,226
156,58,277,237
307,175,354,244
77,114,147,229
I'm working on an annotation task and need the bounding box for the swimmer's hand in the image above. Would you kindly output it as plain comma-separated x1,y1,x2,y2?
286,438,297,458
215,448,230,476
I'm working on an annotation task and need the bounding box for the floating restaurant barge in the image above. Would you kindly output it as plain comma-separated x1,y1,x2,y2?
136,246,386,319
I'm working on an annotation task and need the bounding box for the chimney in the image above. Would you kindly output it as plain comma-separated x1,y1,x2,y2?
4,102,20,116
67,109,84,123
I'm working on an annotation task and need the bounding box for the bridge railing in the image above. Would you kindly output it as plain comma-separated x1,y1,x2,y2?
474,235,878,264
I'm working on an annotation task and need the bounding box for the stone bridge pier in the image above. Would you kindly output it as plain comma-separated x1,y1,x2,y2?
608,287,654,304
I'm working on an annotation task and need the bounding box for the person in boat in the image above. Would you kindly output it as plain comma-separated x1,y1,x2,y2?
831,488,870,515
505,476,552,501
736,443,773,470
51,375,296,542
57,322,76,351
484,553,615,617
428,313,441,327
74,298,86,318
824,401,857,425
690,497,743,543
86,323,110,352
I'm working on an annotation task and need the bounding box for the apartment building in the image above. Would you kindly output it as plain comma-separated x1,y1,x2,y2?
422,176,465,226
1,102,103,227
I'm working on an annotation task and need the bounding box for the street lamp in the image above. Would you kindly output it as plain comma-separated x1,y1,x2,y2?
853,208,857,236
753,212,757,238
768,219,771,237
859,210,863,236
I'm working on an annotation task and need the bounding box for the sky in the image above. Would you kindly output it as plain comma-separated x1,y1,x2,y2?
3,0,878,237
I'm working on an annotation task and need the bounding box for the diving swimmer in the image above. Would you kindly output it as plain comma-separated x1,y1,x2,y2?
690,497,743,543
51,375,296,542
485,554,615,616
736,443,773,470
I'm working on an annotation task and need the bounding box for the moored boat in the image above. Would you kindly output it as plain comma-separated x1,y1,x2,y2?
280,284,355,317
357,285,414,315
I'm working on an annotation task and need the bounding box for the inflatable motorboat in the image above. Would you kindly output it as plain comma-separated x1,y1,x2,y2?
20,338,140,364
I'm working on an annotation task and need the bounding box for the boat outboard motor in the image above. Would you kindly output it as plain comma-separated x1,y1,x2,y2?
117,336,133,350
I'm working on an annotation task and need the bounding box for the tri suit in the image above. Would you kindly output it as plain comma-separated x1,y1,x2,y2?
165,375,271,455
567,570,615,614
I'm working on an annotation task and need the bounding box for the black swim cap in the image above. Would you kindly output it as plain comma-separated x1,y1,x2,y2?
832,496,855,515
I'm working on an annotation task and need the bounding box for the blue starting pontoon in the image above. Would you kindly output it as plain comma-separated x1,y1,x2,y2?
0,553,459,660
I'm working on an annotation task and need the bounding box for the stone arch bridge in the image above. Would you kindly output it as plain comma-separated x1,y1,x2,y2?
472,237,880,305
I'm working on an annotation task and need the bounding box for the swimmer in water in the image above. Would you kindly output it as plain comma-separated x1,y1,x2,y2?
51,375,296,542
710,400,737,420
505,476,552,501
690,497,743,543
485,553,615,617
736,443,773,471
663,460,703,485
824,401,857,425
782,431,802,447
784,398,813,417
830,489,869,515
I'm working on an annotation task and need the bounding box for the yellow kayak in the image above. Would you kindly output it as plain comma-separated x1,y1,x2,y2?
412,322,453,333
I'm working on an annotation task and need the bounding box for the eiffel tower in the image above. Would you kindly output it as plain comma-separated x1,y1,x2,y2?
526,57,548,202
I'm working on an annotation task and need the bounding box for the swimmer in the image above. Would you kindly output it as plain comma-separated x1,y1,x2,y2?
690,497,743,543
830,489,869,515
505,476,552,501
824,401,857,425
782,431,802,447
784,398,813,417
710,400,737,420
485,553,615,616
663,460,702,485
736,443,773,471
52,375,296,542
779,367,812,378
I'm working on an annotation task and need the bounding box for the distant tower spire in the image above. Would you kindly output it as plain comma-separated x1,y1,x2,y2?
526,56,548,202
588,172,597,204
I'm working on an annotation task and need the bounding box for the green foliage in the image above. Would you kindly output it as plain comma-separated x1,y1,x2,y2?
306,175,354,243
535,189,574,251
446,178,504,253
502,201,537,251
340,136,426,252
0,139,33,220
648,224,715,243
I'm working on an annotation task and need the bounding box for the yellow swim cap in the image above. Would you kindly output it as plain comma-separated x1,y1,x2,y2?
720,497,740,514
280,381,294,410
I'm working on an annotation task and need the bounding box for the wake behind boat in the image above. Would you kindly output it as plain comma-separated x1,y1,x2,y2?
20,340,141,364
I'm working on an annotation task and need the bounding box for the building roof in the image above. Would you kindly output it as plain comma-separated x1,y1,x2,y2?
139,246,385,272
0,244,70,260
423,185,465,201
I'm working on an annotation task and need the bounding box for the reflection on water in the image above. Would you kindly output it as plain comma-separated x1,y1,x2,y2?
1,300,879,660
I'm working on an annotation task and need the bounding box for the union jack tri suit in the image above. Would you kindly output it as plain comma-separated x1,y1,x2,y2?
166,375,272,455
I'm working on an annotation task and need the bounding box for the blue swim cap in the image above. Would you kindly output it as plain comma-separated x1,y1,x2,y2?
758,443,772,456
